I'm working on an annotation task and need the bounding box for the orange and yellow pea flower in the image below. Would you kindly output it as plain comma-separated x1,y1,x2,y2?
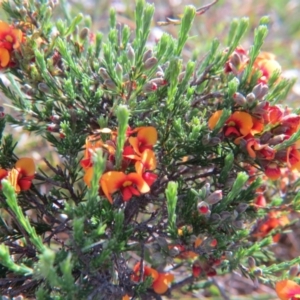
276,280,300,300
208,110,263,141
132,262,174,294
100,171,150,203
0,158,35,193
253,52,282,84
128,126,158,155
0,21,23,68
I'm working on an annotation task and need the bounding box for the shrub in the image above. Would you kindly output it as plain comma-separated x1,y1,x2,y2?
0,1,299,299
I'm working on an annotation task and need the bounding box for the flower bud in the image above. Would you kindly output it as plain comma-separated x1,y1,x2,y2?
233,92,246,106
197,201,210,215
47,123,59,132
178,71,186,82
253,268,263,277
252,83,268,100
268,134,289,146
104,79,117,91
260,131,272,144
192,261,202,277
144,57,158,70
208,137,222,146
220,211,232,221
79,27,89,40
248,256,256,269
236,203,248,214
143,49,153,62
233,220,244,229
127,45,135,63
99,68,111,80
210,213,221,224
206,190,222,205
149,78,167,87
202,134,210,145
142,81,157,92
289,264,299,278
38,82,50,93
115,62,123,77
246,92,256,104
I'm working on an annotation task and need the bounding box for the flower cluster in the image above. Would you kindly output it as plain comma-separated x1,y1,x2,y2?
225,46,281,84
81,126,158,203
0,158,35,193
131,262,174,294
208,81,300,180
0,21,23,69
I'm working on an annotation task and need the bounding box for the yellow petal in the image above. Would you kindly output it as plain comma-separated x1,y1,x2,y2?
15,158,35,176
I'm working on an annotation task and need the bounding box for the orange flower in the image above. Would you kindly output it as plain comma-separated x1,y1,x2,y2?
100,171,150,203
128,126,157,155
0,158,35,193
286,145,300,171
245,138,275,160
132,262,174,295
0,21,23,68
264,162,281,180
275,280,300,300
253,52,281,84
135,149,156,174
254,211,289,242
208,111,262,141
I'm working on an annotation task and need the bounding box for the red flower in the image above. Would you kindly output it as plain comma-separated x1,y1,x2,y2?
276,280,300,300
100,171,150,203
0,158,35,193
0,21,23,69
132,262,174,294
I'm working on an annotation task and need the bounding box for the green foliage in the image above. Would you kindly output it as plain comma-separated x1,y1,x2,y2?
0,0,299,299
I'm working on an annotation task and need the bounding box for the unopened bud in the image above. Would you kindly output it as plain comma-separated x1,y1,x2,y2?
246,92,256,104
206,267,217,277
21,84,34,96
252,83,268,100
233,220,244,229
38,82,50,93
104,79,117,91
230,52,241,67
260,131,272,144
50,0,59,8
127,45,135,63
289,264,299,278
210,213,221,224
47,123,59,132
142,81,157,92
197,201,210,215
220,211,231,220
253,268,263,277
208,137,221,146
50,114,60,122
115,62,123,77
144,57,158,70
178,71,186,82
79,27,89,40
233,92,246,106
248,256,256,269
192,261,202,277
268,134,289,146
99,68,110,80
143,49,153,62
206,190,222,205
236,203,248,214
149,78,167,87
